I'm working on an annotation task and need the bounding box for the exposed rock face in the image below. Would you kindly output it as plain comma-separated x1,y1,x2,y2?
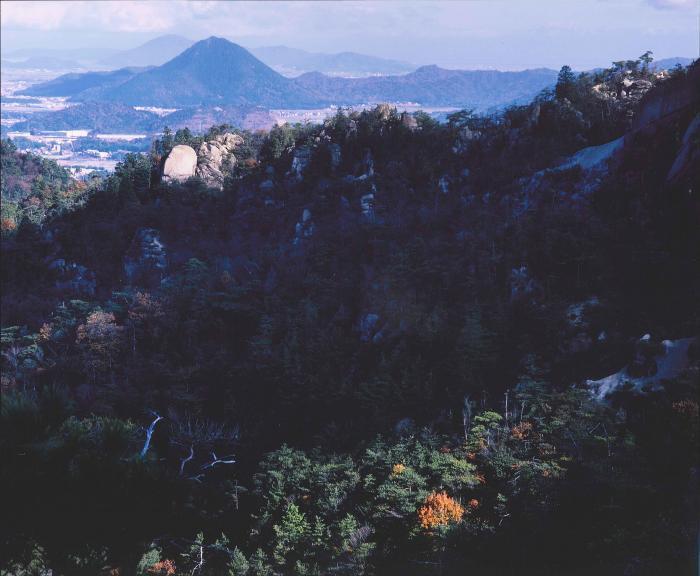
667,113,700,183
559,135,625,172
293,208,315,245
52,260,96,296
566,297,600,329
328,143,342,170
560,297,602,355
401,112,418,130
163,145,197,182
375,104,394,121
453,126,478,153
124,228,167,285
633,64,700,130
628,334,662,377
528,102,541,127
360,192,376,222
290,147,311,180
439,176,449,194
259,179,274,193
592,71,659,105
359,313,381,342
195,133,243,188
509,266,542,302
588,336,696,398
355,149,375,180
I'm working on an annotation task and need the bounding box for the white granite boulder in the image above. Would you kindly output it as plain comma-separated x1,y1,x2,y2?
163,145,197,182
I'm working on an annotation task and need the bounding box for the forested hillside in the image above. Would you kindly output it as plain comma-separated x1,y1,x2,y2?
1,57,698,576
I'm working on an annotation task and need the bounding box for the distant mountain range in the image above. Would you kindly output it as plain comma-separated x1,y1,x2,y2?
249,45,416,77
17,37,560,111
0,56,84,71
2,46,119,64
3,35,416,77
10,101,275,133
12,37,695,121
96,36,416,77
11,102,163,133
97,35,195,68
5,35,694,81
294,65,559,110
89,37,317,108
20,67,151,98
653,57,693,70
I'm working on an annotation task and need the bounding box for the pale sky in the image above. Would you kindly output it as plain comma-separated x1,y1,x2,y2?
1,0,698,70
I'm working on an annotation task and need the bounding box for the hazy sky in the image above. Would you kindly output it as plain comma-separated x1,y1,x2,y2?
1,0,698,70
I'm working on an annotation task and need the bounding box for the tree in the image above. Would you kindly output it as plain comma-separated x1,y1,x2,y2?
417,491,464,530
227,547,250,576
175,127,194,145
76,310,124,378
273,502,309,566
555,65,577,101
161,126,173,154
261,124,296,160
115,153,152,202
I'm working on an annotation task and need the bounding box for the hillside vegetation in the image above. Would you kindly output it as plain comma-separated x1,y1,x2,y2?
1,56,698,576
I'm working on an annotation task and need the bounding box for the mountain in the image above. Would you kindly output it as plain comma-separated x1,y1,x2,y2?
12,101,277,133
11,102,160,133
98,34,194,68
2,46,119,64
18,37,557,111
0,56,83,70
160,105,276,132
18,67,151,98
250,45,416,77
294,65,559,109
653,56,694,70
90,37,320,107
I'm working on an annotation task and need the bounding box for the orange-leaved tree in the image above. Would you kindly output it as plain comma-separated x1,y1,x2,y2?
418,491,464,530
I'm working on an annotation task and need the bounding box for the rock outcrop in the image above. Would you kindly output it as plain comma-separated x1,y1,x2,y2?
559,135,625,172
162,133,244,189
667,113,700,183
360,192,376,222
509,266,542,302
453,126,478,153
195,133,243,188
163,145,197,182
401,112,418,130
328,143,342,170
290,147,311,180
293,208,315,245
124,228,167,285
591,71,660,106
588,335,697,398
359,313,381,343
633,63,700,130
51,260,96,296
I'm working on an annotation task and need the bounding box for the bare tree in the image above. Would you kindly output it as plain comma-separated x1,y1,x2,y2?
179,444,194,475
201,452,236,470
139,411,163,458
462,395,472,442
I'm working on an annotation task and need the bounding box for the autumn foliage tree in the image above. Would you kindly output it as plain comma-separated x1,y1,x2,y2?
417,491,464,530
76,310,124,378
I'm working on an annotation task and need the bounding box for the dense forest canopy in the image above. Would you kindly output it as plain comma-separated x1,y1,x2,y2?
1,56,698,575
